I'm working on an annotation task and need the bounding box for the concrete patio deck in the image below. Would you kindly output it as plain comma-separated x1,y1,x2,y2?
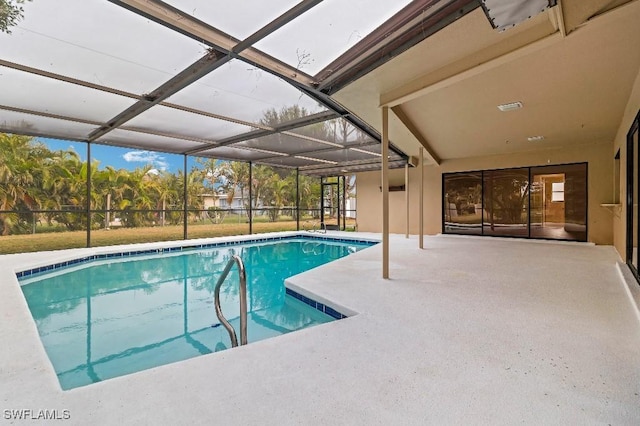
1,233,639,424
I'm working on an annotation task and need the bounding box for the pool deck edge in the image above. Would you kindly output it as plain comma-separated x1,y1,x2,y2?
1,232,639,424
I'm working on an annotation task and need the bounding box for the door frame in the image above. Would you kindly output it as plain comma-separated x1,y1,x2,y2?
626,109,640,282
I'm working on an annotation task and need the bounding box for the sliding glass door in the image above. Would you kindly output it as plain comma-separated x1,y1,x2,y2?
627,111,640,278
482,168,529,237
531,163,587,241
443,172,482,235
443,163,587,242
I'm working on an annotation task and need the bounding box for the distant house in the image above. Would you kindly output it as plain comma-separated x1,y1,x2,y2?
199,192,253,215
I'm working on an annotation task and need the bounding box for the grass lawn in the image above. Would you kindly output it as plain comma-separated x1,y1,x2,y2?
0,221,300,254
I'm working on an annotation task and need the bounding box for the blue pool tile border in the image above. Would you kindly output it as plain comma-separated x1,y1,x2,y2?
285,287,348,320
15,234,378,279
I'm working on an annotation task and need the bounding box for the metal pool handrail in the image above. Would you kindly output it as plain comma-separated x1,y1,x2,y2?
213,255,247,347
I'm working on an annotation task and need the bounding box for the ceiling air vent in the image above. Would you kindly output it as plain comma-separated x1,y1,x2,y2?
497,101,523,112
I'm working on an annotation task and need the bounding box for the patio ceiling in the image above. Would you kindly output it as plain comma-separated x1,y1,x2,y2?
0,0,482,176
334,0,640,165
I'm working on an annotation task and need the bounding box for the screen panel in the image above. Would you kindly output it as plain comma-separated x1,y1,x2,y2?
167,59,325,126
96,129,206,154
1,67,136,123
0,0,208,95
289,118,376,147
0,109,98,140
125,105,255,142
163,0,299,40
254,0,413,75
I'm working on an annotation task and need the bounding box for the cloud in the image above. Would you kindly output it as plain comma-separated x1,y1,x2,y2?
123,151,169,171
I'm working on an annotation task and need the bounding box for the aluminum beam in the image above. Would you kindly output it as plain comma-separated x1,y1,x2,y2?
298,159,408,176
249,140,381,162
0,104,102,126
316,0,479,94
0,60,270,131
109,0,317,87
184,110,340,155
90,0,325,142
110,0,409,162
88,48,230,141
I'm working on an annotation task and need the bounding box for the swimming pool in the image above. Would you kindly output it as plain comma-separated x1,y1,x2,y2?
18,235,376,390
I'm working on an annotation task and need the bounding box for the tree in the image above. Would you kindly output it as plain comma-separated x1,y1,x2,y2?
0,134,42,234
1,0,31,34
185,166,205,218
253,105,332,221
327,118,370,146
250,164,273,218
297,175,321,217
117,166,157,227
39,150,88,230
92,165,132,228
263,173,292,222
158,172,184,225
216,161,249,215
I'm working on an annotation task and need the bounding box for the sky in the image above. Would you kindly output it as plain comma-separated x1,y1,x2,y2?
41,138,186,174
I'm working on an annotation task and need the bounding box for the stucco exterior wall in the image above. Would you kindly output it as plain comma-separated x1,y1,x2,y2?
356,141,614,245
613,67,640,259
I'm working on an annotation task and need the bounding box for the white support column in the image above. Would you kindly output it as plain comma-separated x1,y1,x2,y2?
382,106,390,279
419,148,424,249
405,163,409,238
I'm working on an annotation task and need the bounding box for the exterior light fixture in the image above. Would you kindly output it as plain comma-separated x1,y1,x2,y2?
527,136,545,142
481,0,557,32
497,101,523,112
239,146,288,156
350,148,382,157
294,155,338,165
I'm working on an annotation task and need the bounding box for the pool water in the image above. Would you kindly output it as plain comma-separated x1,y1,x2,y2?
19,237,373,390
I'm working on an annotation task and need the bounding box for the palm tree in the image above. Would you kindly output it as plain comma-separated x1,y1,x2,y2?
0,134,40,234
92,165,132,228
184,167,206,222
214,160,249,216
118,166,159,227
297,175,321,218
269,176,292,222
157,172,183,225
39,150,88,230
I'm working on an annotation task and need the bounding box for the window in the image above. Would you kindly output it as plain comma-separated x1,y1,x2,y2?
443,163,587,242
551,182,564,202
